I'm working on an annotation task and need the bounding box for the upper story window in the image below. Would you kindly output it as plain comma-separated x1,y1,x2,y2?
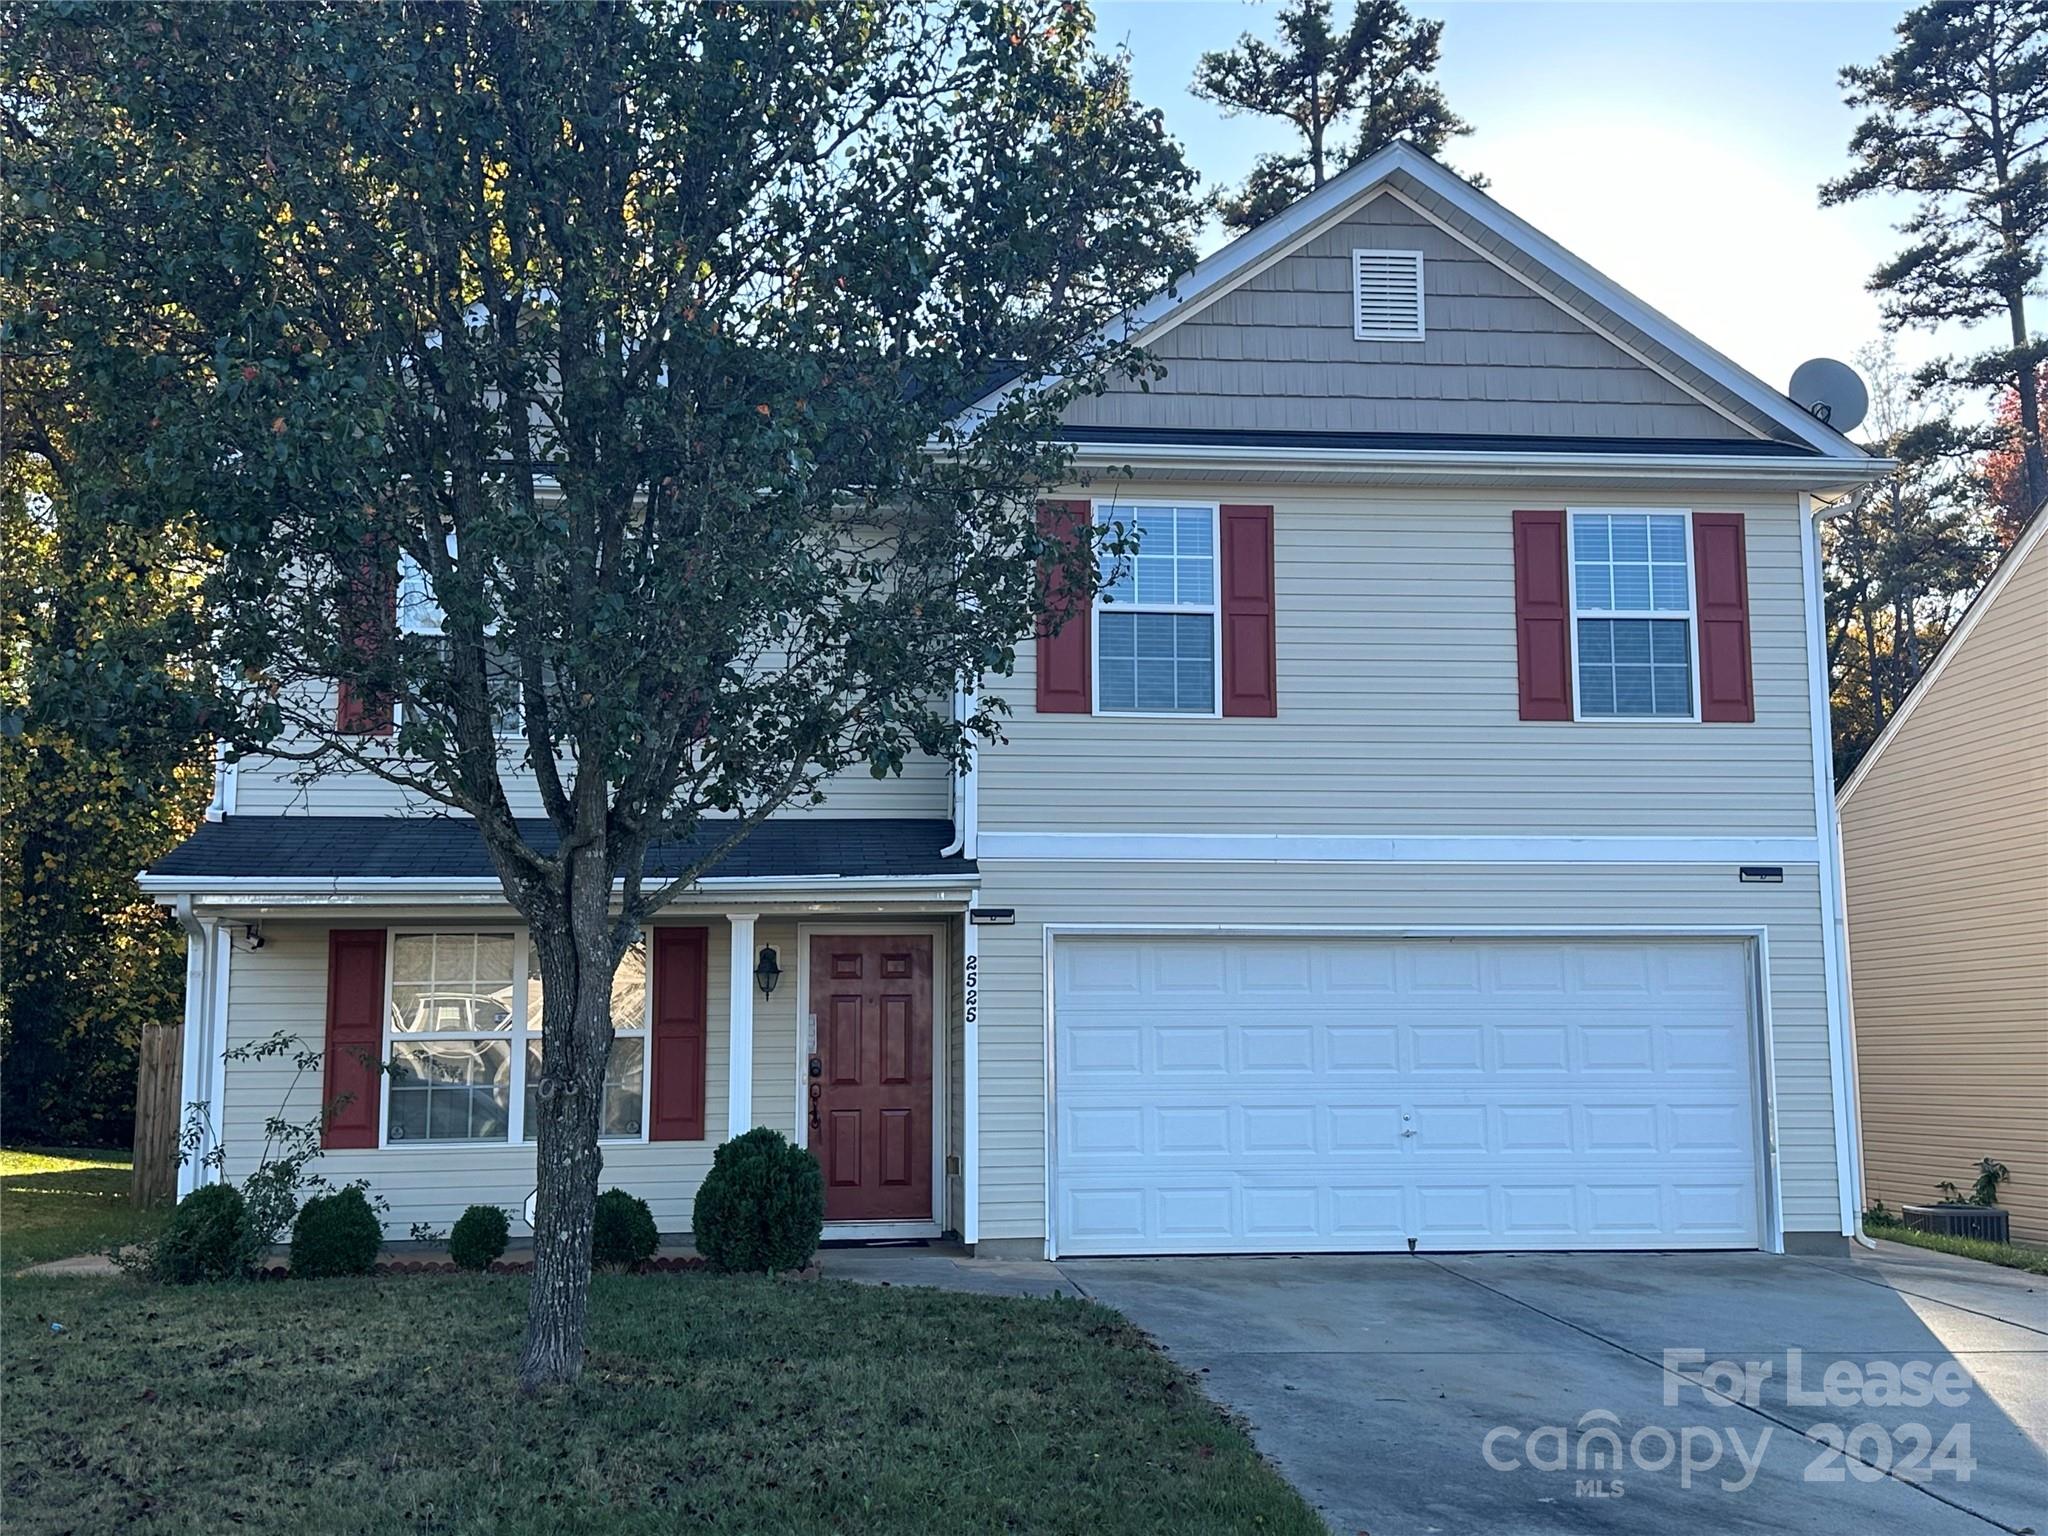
383,930,647,1145
396,542,524,737
1352,249,1425,341
1570,511,1696,720
1095,504,1219,716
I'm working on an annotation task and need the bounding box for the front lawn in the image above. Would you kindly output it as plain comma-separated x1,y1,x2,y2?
1873,1226,2048,1275
0,1147,160,1271
1,1271,1321,1535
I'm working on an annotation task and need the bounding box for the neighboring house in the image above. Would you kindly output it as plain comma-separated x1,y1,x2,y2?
145,144,1885,1259
1839,512,2048,1244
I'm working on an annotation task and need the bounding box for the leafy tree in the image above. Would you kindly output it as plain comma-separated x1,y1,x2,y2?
4,0,1197,1387
1824,345,2000,782
1822,0,2048,514
1979,363,2048,540
1193,0,1477,233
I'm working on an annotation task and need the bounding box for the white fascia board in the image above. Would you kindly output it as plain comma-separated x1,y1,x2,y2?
1837,508,2046,807
139,873,980,907
1067,441,1888,492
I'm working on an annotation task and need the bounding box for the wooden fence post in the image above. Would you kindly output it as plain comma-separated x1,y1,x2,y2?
131,1023,183,1209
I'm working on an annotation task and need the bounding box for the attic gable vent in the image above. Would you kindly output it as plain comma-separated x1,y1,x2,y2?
1351,248,1425,342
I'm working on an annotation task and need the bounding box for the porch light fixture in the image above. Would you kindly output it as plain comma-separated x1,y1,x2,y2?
754,946,782,998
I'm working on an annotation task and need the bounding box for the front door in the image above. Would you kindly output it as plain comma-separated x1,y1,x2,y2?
808,934,935,1224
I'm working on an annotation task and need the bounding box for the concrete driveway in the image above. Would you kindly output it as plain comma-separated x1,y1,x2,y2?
1061,1246,2047,1535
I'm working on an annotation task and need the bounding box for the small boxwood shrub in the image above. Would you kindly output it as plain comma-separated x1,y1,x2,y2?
692,1127,824,1274
449,1204,511,1271
592,1188,659,1267
153,1183,253,1283
289,1186,383,1278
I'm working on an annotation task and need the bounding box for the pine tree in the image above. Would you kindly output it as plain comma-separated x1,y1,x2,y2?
1193,0,1477,233
1822,0,2048,514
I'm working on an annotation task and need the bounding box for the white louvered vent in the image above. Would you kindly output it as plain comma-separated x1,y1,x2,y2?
1351,248,1425,341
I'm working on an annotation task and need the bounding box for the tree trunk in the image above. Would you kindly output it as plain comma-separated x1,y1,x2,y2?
517,843,623,1392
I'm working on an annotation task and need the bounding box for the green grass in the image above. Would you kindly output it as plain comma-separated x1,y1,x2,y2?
0,1271,1322,1535
0,1147,162,1271
1872,1225,2048,1275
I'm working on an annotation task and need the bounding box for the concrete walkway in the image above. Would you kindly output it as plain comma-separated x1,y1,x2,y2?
1061,1246,2048,1536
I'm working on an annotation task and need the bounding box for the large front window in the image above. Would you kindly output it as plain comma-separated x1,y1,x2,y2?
1570,511,1696,720
382,930,648,1144
1095,504,1219,715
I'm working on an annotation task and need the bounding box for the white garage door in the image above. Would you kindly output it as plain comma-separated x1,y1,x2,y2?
1052,935,1762,1256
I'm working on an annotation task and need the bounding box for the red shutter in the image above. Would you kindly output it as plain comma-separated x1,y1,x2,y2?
323,929,385,1149
1693,512,1755,723
336,554,396,736
1512,509,1574,721
650,926,708,1141
1220,504,1277,716
1034,500,1092,714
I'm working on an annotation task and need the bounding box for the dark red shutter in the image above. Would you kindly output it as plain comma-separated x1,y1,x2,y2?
335,554,396,736
651,926,708,1141
1035,500,1092,714
1512,509,1574,721
1220,504,1277,717
323,929,385,1149
1693,512,1755,723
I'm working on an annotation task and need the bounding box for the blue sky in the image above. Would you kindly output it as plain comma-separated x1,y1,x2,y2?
1095,0,1972,410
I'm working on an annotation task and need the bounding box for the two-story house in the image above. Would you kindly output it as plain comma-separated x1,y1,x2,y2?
145,144,1883,1259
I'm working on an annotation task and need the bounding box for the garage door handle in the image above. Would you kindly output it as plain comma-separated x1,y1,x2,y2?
1400,1128,1417,1137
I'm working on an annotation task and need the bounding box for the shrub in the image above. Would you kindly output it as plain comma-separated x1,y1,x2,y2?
289,1186,384,1278
449,1204,511,1271
592,1188,659,1267
152,1183,253,1283
692,1127,824,1274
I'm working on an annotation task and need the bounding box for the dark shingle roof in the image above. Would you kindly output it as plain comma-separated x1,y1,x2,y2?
148,816,972,883
1057,426,1821,458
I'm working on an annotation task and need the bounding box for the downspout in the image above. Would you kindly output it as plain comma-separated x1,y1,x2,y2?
170,896,221,1195
1800,493,1868,1242
938,681,979,860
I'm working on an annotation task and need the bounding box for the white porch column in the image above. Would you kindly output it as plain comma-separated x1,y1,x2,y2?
726,913,758,1137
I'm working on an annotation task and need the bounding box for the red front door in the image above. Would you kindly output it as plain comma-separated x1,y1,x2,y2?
808,935,934,1223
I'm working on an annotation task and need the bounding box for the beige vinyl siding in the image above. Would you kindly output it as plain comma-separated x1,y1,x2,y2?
1840,532,2048,1243
984,484,1818,837
970,860,1839,1245
231,746,950,820
217,916,806,1236
1063,191,1755,441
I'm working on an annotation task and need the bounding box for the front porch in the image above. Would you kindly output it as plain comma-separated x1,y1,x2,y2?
143,816,981,1244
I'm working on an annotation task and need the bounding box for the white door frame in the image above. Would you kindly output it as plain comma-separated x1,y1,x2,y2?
796,919,949,1242
1041,924,1783,1260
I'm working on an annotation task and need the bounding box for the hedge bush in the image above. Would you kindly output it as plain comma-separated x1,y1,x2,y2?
591,1188,659,1267
289,1186,383,1278
449,1204,511,1271
153,1183,253,1283
692,1127,824,1274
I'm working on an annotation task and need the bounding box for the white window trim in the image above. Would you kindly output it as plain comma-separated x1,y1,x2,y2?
1565,507,1702,725
377,928,652,1150
1351,248,1426,342
1089,499,1223,720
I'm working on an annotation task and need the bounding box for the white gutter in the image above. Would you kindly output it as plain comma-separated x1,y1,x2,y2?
1799,491,1866,1238
1067,442,1891,491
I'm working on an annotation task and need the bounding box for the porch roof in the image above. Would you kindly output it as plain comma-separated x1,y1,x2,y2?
147,815,974,884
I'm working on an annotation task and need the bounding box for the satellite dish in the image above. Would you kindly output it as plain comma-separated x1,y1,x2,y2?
1789,358,1869,433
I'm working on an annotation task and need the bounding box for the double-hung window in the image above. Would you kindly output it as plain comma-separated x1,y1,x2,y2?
1569,511,1697,720
397,541,524,737
1094,503,1219,715
382,930,648,1144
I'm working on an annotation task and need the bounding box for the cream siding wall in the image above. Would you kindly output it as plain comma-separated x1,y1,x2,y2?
982,484,1819,837
1840,533,2048,1242
970,861,1840,1244
1063,192,1755,441
218,916,808,1236
231,742,949,819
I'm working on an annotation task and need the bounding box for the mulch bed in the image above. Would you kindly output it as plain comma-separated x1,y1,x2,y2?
247,1255,713,1280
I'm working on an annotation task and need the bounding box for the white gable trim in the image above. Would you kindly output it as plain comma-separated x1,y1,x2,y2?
1837,509,2046,807
960,141,1868,464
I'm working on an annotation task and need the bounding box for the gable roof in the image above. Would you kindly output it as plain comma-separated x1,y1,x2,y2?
963,141,1872,466
1838,509,2047,806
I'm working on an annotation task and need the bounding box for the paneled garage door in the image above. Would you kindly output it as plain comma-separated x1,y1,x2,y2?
1052,935,1763,1256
